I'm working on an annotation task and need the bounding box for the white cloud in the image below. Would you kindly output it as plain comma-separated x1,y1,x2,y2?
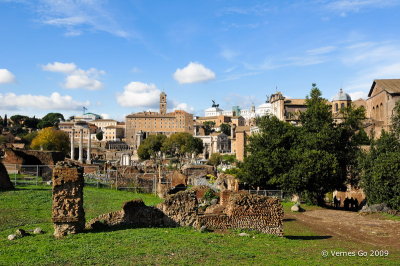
173,62,216,84
100,113,111,119
348,91,368,100
0,92,88,110
116,81,161,108
42,62,105,90
0,69,16,84
42,62,77,73
173,102,195,113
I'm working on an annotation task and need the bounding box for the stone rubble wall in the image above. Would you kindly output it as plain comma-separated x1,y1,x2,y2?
84,187,283,237
3,148,65,166
157,190,199,228
52,161,85,238
86,199,177,230
198,193,284,236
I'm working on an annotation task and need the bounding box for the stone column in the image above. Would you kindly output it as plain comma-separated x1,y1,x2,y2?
70,128,75,160
87,131,91,164
78,128,83,163
52,161,85,238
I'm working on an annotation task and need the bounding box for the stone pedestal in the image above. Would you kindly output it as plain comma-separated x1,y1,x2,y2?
52,161,85,238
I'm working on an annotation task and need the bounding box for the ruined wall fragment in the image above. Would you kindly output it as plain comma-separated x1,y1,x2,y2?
52,161,85,238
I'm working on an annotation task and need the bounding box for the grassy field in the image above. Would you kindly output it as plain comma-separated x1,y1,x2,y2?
0,186,399,265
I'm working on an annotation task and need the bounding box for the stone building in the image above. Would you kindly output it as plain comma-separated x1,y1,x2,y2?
125,92,194,148
92,119,118,130
203,100,272,124
103,125,125,141
331,88,352,123
74,112,102,122
59,121,97,141
365,79,400,137
270,92,307,124
195,132,230,159
196,115,235,128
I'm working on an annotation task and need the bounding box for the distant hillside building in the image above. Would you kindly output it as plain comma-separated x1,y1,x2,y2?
74,112,102,122
204,99,272,122
270,92,307,124
125,92,194,148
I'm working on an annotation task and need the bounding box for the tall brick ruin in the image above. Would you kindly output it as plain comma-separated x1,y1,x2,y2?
52,161,85,238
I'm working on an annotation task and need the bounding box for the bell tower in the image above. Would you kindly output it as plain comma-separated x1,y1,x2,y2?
160,92,167,114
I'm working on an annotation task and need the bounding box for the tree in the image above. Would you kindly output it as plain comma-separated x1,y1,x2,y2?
137,134,167,161
203,121,215,135
220,123,231,136
361,131,400,210
162,132,203,165
24,117,40,129
96,131,103,141
21,131,38,147
392,100,400,138
208,153,222,167
31,127,70,154
3,114,7,127
221,154,236,164
37,113,65,128
239,115,298,189
10,115,28,125
239,84,366,204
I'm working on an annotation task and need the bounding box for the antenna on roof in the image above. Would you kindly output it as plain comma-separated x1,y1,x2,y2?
276,86,278,92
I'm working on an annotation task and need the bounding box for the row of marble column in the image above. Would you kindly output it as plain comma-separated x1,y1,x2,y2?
70,128,91,164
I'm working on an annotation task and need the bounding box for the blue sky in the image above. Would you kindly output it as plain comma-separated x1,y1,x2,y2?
1,0,400,120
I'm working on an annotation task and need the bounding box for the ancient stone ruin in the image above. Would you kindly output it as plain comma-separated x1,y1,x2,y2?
86,199,177,230
86,188,284,236
52,161,85,238
199,191,284,236
0,162,14,190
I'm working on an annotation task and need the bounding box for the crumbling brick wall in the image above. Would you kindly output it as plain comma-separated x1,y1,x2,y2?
198,193,284,236
3,148,64,165
52,161,85,238
0,162,13,190
85,189,283,237
86,199,177,230
157,190,199,227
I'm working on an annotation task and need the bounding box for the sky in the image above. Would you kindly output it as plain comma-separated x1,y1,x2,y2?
1,0,400,121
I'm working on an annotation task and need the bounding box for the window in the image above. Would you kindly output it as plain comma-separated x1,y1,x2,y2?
335,103,338,112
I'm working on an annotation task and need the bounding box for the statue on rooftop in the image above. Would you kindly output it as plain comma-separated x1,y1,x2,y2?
212,100,219,108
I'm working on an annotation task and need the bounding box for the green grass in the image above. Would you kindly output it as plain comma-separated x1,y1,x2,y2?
380,213,400,221
0,186,399,265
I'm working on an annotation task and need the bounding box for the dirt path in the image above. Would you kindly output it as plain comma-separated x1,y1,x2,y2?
286,209,400,249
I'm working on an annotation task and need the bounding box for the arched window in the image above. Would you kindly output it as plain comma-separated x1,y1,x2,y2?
376,105,380,120
341,103,345,109
380,103,383,121
335,103,338,112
